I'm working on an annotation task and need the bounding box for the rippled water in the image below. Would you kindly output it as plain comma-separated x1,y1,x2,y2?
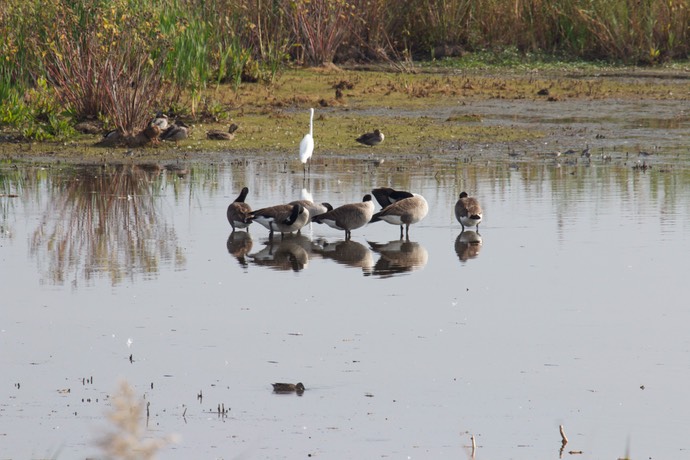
2,155,690,459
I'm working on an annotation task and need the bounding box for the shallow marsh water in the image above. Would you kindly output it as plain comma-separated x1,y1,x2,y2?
2,90,690,459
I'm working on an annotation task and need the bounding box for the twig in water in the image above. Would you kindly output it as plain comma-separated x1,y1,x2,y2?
559,424,568,444
559,424,568,458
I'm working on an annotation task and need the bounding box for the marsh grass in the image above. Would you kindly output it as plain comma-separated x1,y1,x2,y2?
2,0,689,143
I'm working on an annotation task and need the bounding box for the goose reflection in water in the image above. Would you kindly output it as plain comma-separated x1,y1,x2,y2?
226,231,253,268
455,231,483,263
249,234,312,272
312,238,374,274
366,239,429,278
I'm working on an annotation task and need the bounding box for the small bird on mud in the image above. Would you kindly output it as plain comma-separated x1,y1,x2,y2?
151,112,169,132
207,123,239,140
161,120,189,146
356,129,384,147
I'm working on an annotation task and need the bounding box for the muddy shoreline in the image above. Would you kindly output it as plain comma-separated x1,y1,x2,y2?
1,68,688,169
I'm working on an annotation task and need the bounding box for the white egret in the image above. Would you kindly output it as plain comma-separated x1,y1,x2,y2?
299,108,315,175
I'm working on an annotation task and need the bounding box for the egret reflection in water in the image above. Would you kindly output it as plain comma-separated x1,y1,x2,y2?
29,164,184,286
226,231,253,268
367,239,428,278
312,238,374,274
455,231,483,263
249,234,313,272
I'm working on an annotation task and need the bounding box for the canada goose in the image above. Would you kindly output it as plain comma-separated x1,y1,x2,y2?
288,200,333,219
356,129,384,146
299,108,315,175
371,187,414,208
272,382,305,394
369,191,428,239
161,121,189,145
251,203,310,239
207,123,239,140
290,188,331,231
455,192,482,232
227,187,252,231
312,195,375,240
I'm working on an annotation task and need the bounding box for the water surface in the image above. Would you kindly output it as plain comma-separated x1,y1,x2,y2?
1,153,690,459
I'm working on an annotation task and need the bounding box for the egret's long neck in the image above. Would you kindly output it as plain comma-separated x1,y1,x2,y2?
309,109,314,136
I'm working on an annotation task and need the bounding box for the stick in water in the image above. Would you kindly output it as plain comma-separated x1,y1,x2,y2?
559,424,568,444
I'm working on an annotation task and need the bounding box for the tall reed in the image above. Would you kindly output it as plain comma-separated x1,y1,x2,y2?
284,0,355,65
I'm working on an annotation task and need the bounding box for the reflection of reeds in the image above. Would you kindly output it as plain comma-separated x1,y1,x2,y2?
0,166,26,238
30,164,184,286
98,381,175,459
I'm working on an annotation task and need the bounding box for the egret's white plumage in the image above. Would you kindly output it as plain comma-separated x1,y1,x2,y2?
299,108,315,175
300,188,314,203
292,188,331,232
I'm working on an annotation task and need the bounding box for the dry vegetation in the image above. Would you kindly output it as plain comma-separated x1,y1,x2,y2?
0,0,689,154
99,381,176,459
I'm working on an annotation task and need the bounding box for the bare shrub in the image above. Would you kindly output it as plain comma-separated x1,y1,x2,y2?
284,0,355,66
43,0,170,136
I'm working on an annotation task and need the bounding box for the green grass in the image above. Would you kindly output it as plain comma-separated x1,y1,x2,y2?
1,0,688,144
